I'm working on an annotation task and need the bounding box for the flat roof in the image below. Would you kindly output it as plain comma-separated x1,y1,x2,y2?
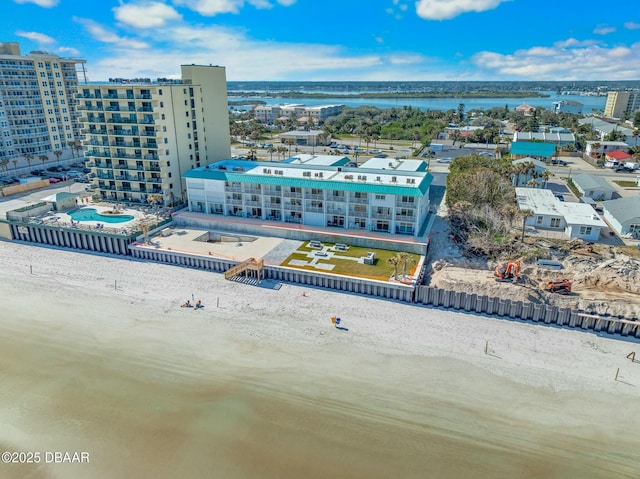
360,158,428,172
572,173,617,192
185,160,432,196
558,202,606,227
510,142,556,157
515,188,564,216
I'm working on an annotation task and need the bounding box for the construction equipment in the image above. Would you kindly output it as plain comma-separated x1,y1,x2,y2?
546,279,572,294
495,260,521,282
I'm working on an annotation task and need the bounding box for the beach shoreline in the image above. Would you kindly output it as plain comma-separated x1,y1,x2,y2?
1,242,639,478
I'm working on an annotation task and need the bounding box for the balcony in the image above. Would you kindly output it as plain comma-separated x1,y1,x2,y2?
226,198,243,206
245,199,262,207
84,139,110,147
110,141,139,148
81,128,107,135
107,117,137,124
85,150,111,158
395,214,416,222
111,152,142,160
283,191,303,198
244,186,262,194
77,105,103,111
349,196,369,204
305,193,324,200
142,142,158,149
395,200,417,208
109,129,137,136
371,213,392,220
305,206,324,213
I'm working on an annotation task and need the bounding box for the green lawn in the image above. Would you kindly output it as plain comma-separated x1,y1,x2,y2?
613,180,638,188
283,242,421,281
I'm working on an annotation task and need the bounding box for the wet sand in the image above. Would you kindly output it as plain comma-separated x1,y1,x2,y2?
1,243,639,478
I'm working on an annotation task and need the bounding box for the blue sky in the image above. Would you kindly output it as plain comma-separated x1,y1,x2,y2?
4,0,640,82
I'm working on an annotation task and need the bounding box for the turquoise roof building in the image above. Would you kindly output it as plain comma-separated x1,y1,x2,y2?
510,142,556,159
184,156,432,237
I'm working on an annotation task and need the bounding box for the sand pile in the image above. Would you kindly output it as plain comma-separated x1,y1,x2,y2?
428,255,640,319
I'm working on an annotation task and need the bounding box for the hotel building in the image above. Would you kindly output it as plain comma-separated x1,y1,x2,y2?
604,91,640,119
184,155,432,236
0,42,85,164
77,64,231,206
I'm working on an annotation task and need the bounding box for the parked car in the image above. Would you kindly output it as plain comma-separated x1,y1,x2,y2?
82,168,91,173
66,170,83,178
478,151,494,157
30,169,45,176
615,165,635,173
437,157,453,163
374,153,388,158
48,177,61,184
555,194,565,202
551,159,568,166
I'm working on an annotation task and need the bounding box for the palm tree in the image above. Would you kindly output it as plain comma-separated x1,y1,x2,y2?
371,134,379,149
53,150,63,165
285,138,295,157
39,154,49,168
268,145,275,162
147,193,163,214
398,252,415,278
520,208,534,242
387,256,399,280
23,152,33,169
541,170,551,188
12,159,18,172
0,159,9,174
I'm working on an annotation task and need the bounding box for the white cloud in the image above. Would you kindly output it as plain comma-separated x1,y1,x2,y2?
624,22,640,30
472,41,640,80
13,0,59,7
415,0,510,20
73,17,149,49
593,24,616,35
114,1,182,29
554,38,597,48
57,46,81,56
16,31,55,44
171,0,277,15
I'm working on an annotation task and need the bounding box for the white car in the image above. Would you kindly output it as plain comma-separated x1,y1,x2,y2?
478,152,494,157
437,157,453,163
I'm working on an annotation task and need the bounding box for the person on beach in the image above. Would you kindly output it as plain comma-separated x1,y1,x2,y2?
181,300,192,308
195,300,203,310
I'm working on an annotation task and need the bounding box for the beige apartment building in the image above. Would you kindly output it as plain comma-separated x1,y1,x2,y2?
0,42,85,166
604,91,640,118
77,64,231,206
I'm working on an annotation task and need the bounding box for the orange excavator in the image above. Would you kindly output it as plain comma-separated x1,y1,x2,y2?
546,279,572,294
494,260,521,282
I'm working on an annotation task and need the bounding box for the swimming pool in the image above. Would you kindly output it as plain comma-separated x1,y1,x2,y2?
69,208,135,224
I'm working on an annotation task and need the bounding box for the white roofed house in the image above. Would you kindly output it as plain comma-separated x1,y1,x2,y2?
601,197,640,238
571,174,617,201
515,188,605,241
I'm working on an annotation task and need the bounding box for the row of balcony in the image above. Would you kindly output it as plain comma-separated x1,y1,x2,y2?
97,184,163,194
78,93,154,100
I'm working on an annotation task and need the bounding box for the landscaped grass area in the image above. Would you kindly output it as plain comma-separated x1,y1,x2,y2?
282,241,422,281
613,180,638,188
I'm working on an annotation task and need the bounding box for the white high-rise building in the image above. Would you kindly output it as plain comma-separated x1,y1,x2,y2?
0,42,86,167
77,64,231,206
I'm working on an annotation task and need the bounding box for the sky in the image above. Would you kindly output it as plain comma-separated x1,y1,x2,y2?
3,0,640,82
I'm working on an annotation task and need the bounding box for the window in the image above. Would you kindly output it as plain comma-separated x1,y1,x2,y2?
158,89,162,95
375,195,386,200
550,218,561,228
536,216,543,225
160,102,163,107
186,111,189,116
579,226,592,235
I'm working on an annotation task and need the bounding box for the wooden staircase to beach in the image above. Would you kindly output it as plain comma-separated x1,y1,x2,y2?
224,257,265,282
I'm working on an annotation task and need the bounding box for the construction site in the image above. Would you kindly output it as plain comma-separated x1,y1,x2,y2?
426,225,640,320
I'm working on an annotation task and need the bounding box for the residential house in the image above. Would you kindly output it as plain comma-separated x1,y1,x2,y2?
585,140,630,158
510,142,556,161
601,197,640,237
515,187,605,241
571,174,617,201
515,104,535,116
579,118,639,147
512,131,576,147
604,150,632,168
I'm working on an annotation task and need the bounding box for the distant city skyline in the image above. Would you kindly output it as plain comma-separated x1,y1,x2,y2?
5,0,640,82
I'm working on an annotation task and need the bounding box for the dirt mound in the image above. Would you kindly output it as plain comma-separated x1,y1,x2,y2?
428,255,640,319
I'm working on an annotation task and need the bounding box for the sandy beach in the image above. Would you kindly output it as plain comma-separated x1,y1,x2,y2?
1,242,640,479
